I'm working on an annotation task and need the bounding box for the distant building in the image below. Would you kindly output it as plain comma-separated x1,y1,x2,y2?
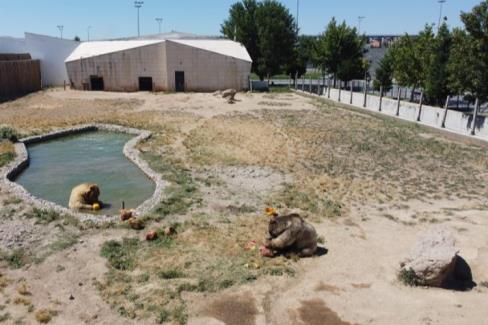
0,33,79,86
65,34,252,92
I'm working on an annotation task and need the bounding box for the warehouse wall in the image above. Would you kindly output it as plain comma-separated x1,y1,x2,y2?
165,40,251,91
66,43,167,91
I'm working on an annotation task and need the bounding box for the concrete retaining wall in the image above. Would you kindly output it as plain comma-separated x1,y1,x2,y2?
0,124,167,223
316,88,488,141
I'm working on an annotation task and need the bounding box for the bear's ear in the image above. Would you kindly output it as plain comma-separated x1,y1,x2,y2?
89,184,98,191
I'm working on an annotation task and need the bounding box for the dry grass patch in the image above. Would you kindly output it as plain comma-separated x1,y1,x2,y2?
96,216,296,323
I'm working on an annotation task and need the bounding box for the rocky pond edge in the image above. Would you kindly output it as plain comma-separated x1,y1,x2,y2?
0,123,167,223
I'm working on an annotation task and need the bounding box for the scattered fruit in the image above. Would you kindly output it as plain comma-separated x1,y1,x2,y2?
146,230,158,241
164,226,176,236
120,209,133,221
265,207,278,217
128,217,144,230
260,245,274,257
244,240,257,251
92,203,101,211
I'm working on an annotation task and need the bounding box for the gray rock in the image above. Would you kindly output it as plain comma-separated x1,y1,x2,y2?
400,227,459,287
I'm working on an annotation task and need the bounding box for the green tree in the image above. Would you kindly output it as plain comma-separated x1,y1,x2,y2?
254,0,297,79
73,36,81,42
315,18,365,86
221,0,297,80
287,35,319,78
373,50,394,94
424,23,452,106
448,1,488,102
447,28,476,100
221,0,259,71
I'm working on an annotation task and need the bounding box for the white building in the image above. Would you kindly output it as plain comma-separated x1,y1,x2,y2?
0,33,79,87
65,37,252,92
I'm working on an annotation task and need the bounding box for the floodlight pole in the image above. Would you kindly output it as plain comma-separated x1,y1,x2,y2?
296,0,299,32
134,1,144,37
87,26,92,41
358,16,365,34
438,0,446,32
156,18,163,34
57,25,64,39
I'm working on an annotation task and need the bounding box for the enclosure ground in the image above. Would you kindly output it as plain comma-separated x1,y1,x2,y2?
0,88,487,324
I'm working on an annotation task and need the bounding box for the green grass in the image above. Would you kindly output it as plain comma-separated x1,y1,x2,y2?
0,126,19,142
398,268,421,286
1,249,28,269
100,238,140,271
28,208,61,225
0,152,14,167
141,151,200,220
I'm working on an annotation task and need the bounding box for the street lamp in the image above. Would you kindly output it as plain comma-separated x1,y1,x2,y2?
358,16,366,34
87,26,92,41
57,25,64,39
156,18,163,34
438,0,447,32
134,1,144,37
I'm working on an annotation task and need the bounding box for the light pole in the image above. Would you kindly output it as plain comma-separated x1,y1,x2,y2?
358,16,366,34
438,0,446,32
296,0,300,32
87,26,92,41
156,18,163,34
57,25,64,39
134,1,144,37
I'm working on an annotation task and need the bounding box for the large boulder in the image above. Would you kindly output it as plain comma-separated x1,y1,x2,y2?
399,228,459,287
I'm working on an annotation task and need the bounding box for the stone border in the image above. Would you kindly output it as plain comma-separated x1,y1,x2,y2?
0,124,167,223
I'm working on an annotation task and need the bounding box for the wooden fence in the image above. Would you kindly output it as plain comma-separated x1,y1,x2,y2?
0,55,41,101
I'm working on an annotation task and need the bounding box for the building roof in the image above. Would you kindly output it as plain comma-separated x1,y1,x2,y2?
65,40,163,62
169,39,252,62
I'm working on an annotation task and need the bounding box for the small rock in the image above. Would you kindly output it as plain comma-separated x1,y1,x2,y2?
69,294,74,300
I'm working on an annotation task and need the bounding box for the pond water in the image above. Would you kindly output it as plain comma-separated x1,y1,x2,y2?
15,131,156,215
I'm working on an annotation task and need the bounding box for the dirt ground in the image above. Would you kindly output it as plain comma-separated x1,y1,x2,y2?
0,88,488,324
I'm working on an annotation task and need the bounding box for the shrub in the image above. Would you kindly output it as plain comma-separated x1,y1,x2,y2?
0,126,18,142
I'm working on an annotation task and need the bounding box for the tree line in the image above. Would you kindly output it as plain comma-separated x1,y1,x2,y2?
222,0,488,107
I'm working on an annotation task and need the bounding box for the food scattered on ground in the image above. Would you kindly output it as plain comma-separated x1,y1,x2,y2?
119,209,133,221
128,217,144,230
145,230,158,241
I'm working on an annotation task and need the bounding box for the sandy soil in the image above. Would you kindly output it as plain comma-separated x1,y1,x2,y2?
0,88,488,324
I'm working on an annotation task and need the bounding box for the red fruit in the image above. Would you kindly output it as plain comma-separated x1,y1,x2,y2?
146,230,158,241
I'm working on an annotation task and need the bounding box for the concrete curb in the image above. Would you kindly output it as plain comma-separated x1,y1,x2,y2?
0,124,167,223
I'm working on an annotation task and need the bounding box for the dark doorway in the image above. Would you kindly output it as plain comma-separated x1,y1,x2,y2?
138,77,153,91
175,71,185,92
90,76,104,91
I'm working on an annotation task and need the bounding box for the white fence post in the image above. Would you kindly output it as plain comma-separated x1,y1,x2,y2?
363,79,367,107
417,90,423,121
471,98,479,135
338,81,342,102
350,81,353,104
379,86,383,111
441,95,451,128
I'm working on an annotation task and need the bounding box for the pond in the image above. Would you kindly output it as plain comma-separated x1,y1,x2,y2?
15,131,156,215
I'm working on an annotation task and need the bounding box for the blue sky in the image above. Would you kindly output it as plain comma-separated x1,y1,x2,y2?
0,0,482,40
